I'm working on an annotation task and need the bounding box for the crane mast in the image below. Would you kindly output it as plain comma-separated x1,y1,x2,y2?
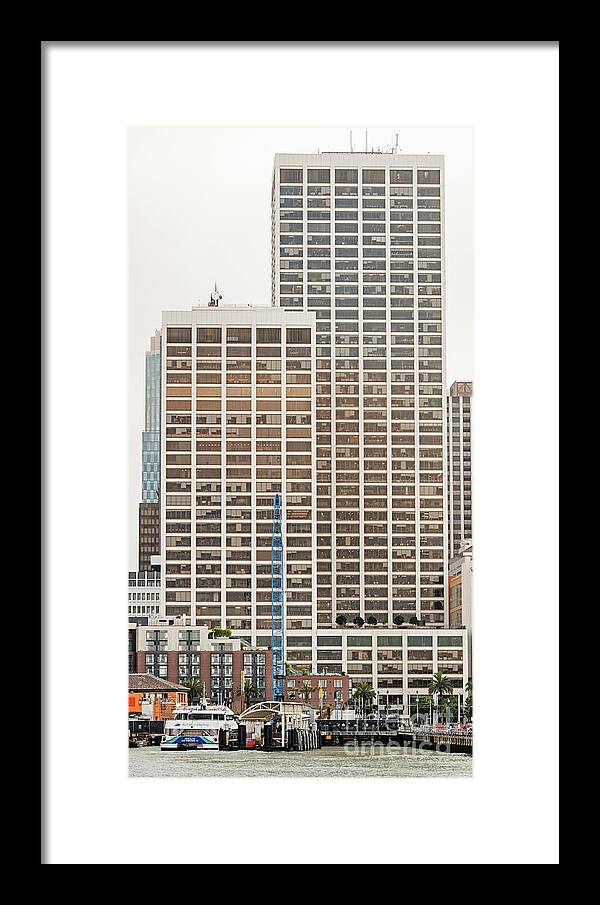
271,493,285,701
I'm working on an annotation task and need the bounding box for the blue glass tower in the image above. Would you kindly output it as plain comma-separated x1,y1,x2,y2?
142,331,161,502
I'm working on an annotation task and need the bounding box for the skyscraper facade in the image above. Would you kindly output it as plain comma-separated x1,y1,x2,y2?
142,330,161,503
159,305,316,635
138,502,160,572
272,153,448,628
138,331,161,572
446,380,472,560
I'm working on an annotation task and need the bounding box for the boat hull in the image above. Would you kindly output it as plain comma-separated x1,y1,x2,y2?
160,734,219,751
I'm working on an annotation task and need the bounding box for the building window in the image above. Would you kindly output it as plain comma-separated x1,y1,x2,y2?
308,168,330,184
362,169,385,184
335,169,358,184
280,168,303,184
286,328,311,344
390,169,413,185
417,170,441,185
167,327,192,343
256,327,281,344
197,327,222,343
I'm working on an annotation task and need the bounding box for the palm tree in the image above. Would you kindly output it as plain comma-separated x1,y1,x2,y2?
236,678,259,711
299,681,315,704
464,679,473,721
180,677,203,703
352,681,375,717
428,672,454,725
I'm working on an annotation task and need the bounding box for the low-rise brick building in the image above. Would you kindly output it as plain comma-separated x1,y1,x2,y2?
128,673,189,720
129,621,272,712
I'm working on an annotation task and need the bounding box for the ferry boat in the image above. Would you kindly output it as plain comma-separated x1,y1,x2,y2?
160,701,238,751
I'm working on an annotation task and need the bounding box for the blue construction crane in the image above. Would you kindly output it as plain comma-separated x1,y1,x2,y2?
271,493,285,701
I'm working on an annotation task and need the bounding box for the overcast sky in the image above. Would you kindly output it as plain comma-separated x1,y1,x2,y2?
128,126,473,566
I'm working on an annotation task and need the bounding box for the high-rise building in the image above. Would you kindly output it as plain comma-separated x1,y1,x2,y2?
448,539,472,680
138,332,161,572
142,330,161,502
143,150,472,716
138,502,160,571
155,299,469,714
448,539,472,631
159,304,316,633
446,380,472,560
272,153,448,628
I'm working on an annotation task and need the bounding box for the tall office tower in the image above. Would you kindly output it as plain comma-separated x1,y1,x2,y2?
446,380,472,560
138,502,160,572
138,331,162,571
272,153,448,628
159,304,316,635
142,330,161,502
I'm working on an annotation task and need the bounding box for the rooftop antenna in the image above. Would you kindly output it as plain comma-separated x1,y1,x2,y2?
365,130,368,152
209,282,222,307
395,133,399,152
350,130,353,152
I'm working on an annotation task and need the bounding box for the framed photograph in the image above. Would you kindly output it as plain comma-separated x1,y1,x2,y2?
43,42,559,865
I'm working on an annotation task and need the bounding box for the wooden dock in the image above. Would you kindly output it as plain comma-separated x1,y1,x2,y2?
412,729,472,755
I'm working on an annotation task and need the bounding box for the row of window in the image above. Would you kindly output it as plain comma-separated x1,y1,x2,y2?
166,327,312,345
279,168,441,185
281,196,439,206
280,186,440,198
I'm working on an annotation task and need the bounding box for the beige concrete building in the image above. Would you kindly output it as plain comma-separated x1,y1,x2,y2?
159,304,316,632
447,380,472,559
272,153,448,628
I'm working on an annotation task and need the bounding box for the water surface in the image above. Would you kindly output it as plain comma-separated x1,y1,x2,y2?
129,745,472,778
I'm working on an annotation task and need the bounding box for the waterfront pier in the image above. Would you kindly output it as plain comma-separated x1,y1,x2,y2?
317,719,472,755
128,718,164,747
412,729,472,755
227,701,320,751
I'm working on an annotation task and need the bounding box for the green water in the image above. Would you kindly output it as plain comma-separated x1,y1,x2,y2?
129,744,472,778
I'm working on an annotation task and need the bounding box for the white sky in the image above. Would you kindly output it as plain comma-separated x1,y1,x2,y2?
128,125,473,565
